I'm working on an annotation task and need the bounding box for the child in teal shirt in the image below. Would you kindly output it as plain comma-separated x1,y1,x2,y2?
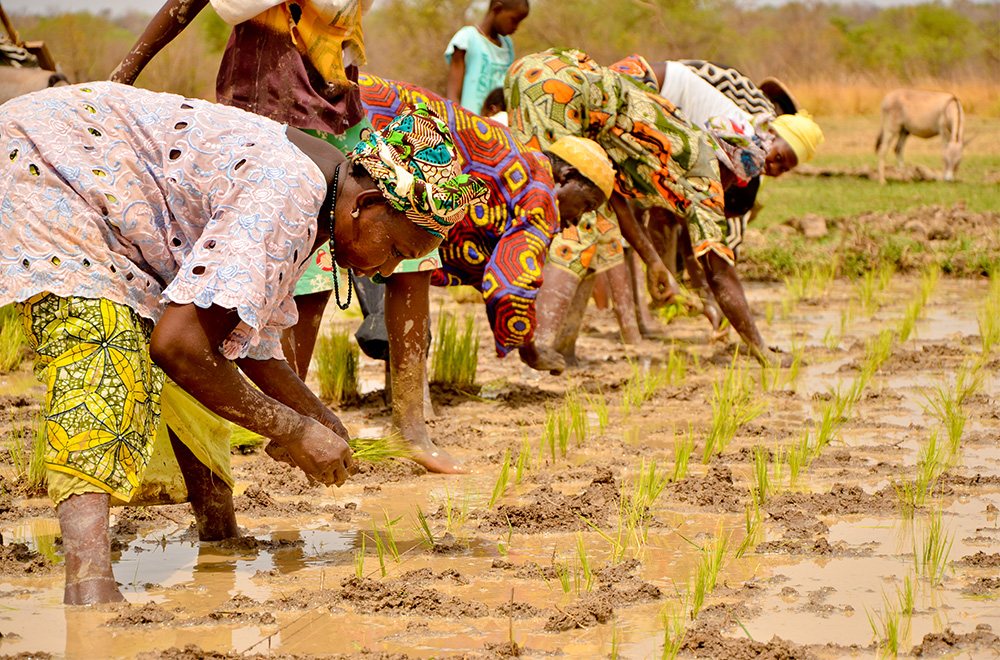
445,0,529,114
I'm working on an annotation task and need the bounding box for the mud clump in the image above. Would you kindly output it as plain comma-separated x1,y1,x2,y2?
0,540,57,575
767,484,897,517
544,561,661,631
683,616,818,660
478,468,619,532
911,625,999,657
962,577,1000,596
338,576,488,618
955,551,1000,567
664,466,745,513
233,483,316,517
232,455,317,496
105,602,176,628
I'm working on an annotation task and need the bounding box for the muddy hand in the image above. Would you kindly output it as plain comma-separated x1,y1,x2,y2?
519,341,567,375
276,419,355,487
646,262,679,306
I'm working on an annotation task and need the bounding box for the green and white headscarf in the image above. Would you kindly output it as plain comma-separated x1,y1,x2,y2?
350,103,489,238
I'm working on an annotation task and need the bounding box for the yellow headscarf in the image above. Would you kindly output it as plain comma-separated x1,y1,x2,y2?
546,136,615,200
771,111,824,164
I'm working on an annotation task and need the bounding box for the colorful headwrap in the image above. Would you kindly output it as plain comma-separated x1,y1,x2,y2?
547,136,615,200
704,114,774,184
350,103,490,237
771,111,824,164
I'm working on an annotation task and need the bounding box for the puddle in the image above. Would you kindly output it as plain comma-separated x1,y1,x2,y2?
2,279,1000,659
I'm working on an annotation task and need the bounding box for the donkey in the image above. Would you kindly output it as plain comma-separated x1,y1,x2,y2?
876,89,965,184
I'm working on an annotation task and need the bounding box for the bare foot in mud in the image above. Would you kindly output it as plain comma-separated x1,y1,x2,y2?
65,577,124,606
519,342,567,375
405,429,468,474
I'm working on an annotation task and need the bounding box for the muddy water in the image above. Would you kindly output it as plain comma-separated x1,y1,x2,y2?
1,278,999,660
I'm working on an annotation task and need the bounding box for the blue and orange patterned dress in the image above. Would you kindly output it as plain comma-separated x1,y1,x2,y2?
359,74,560,356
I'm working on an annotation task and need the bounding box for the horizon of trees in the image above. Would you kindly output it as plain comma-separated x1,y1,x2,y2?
7,0,997,111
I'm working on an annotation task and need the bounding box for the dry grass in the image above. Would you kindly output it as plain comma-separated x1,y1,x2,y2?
791,78,1000,118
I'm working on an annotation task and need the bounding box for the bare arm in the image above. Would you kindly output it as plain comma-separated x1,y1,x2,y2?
610,191,678,304
446,49,467,104
110,0,211,84
698,250,778,366
150,302,353,486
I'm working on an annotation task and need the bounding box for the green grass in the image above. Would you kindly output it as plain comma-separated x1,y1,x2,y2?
430,310,479,388
314,326,359,405
0,304,27,373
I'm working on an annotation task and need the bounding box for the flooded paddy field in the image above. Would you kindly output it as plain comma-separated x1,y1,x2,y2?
1,268,999,659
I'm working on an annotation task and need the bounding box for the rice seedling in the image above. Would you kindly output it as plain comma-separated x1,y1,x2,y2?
807,261,838,298
575,533,594,592
898,573,915,617
0,304,27,373
877,263,895,292
660,600,687,660
368,522,387,577
896,299,922,343
622,357,667,414
411,504,435,549
702,356,763,463
583,386,610,434
670,425,694,482
489,448,512,508
350,433,412,463
976,271,1000,356
665,347,686,385
313,326,359,405
916,429,949,490
513,435,532,485
380,510,403,562
631,457,668,513
434,485,472,532
866,588,911,659
863,329,896,378
764,301,775,327
496,516,513,557
919,264,940,306
892,477,927,519
566,389,589,447
823,325,842,350
735,497,763,559
539,405,570,460
751,446,771,507
913,509,954,585
354,534,366,578
6,410,46,493
919,364,982,460
854,269,880,316
787,430,812,488
430,309,479,388
689,530,730,619
760,339,804,391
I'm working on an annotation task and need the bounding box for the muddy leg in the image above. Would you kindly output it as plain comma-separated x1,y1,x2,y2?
553,273,597,366
605,262,641,344
281,291,332,380
625,250,656,337
58,492,123,605
534,263,582,351
591,272,611,309
647,208,679,277
678,220,725,333
169,429,239,541
385,271,464,474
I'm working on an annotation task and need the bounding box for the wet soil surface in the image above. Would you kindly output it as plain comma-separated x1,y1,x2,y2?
2,276,999,659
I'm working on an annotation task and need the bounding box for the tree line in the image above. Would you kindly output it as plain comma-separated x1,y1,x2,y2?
10,0,998,109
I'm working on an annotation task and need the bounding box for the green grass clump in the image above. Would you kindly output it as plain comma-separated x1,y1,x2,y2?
430,310,478,388
702,356,762,463
0,304,27,373
6,410,47,494
913,509,954,586
314,326,359,404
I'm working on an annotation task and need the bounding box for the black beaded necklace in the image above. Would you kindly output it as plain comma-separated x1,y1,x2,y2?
328,163,353,310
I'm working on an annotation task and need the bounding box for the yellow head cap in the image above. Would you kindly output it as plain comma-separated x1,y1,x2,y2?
771,111,825,164
546,136,615,200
